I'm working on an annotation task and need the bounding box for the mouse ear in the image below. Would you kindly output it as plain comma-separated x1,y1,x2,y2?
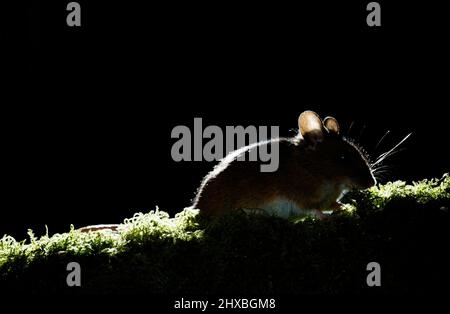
323,116,340,135
298,111,324,146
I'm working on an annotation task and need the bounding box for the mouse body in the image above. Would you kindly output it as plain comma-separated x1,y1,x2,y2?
192,111,376,217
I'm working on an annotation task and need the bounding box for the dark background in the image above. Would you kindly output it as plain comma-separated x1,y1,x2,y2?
6,1,447,239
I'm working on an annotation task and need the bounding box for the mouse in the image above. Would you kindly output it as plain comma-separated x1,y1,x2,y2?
192,110,376,218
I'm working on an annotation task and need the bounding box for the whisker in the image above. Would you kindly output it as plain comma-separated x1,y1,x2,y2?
373,170,391,177
347,121,355,136
374,130,390,151
372,165,391,173
371,133,412,167
374,168,391,175
383,147,407,160
374,173,387,182
374,168,393,182
374,144,406,164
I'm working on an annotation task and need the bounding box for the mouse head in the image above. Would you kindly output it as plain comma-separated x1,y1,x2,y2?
298,110,376,189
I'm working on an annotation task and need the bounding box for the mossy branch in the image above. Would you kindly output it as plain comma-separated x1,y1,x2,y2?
1,174,449,293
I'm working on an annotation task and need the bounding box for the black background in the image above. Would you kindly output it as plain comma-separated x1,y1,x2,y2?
7,1,448,239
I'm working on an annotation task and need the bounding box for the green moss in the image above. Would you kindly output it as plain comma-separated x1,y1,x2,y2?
1,174,449,294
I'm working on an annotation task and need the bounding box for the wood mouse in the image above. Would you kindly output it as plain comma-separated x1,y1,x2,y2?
192,110,376,218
